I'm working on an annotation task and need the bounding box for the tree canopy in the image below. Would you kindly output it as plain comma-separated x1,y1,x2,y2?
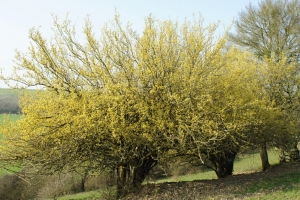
230,0,300,62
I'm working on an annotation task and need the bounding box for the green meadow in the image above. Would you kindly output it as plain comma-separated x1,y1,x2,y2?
0,114,21,122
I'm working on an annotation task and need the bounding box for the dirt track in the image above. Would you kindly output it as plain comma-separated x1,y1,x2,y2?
123,162,300,200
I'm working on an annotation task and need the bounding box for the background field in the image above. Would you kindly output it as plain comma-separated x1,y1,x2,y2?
0,113,21,122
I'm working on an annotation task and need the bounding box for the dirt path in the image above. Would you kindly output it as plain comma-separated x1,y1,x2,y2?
123,162,300,200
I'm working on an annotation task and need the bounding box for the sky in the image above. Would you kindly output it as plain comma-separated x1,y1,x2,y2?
0,0,260,88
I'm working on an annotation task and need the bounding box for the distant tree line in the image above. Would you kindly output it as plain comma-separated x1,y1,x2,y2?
0,93,20,114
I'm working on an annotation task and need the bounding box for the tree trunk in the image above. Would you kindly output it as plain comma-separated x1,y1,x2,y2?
80,173,87,192
260,142,270,171
289,141,300,161
209,151,237,178
116,155,157,199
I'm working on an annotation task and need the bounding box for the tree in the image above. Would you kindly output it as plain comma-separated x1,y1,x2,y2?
257,57,300,165
230,0,300,62
175,48,289,177
0,15,242,197
230,0,300,171
1,14,297,198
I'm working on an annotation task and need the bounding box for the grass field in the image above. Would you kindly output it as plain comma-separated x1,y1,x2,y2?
0,88,37,93
0,113,21,122
0,88,19,94
234,150,280,173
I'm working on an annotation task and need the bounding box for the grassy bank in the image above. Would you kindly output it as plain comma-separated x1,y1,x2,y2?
240,171,300,199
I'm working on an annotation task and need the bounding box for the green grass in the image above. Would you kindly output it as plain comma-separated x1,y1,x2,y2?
0,166,20,177
147,154,297,199
255,189,300,200
0,88,18,94
0,88,37,93
149,150,280,184
242,172,300,199
234,150,279,174
0,114,21,123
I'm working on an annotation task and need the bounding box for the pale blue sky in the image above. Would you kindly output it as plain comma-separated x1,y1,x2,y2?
0,0,259,88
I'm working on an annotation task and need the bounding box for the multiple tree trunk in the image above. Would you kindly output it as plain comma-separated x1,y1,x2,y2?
207,151,238,178
114,142,291,198
116,155,157,198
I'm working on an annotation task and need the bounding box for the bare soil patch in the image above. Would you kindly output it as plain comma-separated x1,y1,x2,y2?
123,161,300,200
